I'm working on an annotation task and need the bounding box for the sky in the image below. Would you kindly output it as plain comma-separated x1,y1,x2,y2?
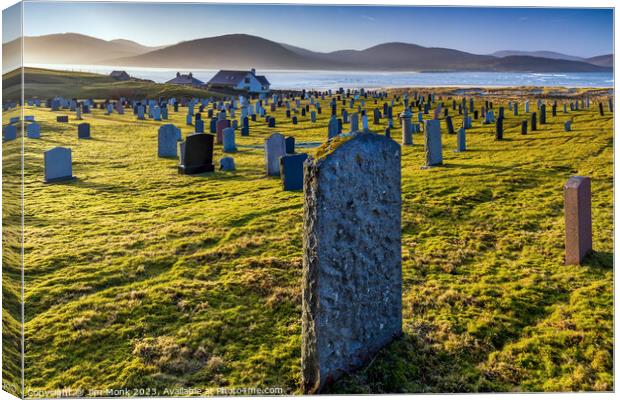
4,2,614,57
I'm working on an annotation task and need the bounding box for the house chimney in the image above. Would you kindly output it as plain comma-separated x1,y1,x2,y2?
189,72,193,78
251,68,256,76
176,72,180,78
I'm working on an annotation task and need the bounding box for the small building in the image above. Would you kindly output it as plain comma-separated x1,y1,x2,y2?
166,72,205,88
207,69,270,94
109,70,130,81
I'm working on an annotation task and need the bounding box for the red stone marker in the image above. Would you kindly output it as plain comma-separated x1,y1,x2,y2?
564,176,592,265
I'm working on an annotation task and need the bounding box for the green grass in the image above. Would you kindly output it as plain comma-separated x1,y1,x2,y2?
3,68,224,101
3,89,613,395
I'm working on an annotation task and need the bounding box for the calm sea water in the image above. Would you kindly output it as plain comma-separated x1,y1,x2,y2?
28,64,614,89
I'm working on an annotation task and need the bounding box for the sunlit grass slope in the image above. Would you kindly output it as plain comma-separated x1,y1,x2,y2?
7,90,613,394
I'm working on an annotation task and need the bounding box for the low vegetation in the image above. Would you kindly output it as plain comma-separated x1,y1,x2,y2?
2,86,613,395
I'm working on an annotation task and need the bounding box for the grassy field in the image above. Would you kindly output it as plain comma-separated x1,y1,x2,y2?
3,87,613,395
3,68,224,102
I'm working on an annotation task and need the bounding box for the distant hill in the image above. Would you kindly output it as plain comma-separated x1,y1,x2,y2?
586,54,613,68
8,32,612,73
111,34,611,72
491,50,586,62
108,34,351,70
2,33,162,65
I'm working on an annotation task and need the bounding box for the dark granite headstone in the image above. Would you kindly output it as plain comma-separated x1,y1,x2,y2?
280,153,308,191
56,115,69,123
178,133,215,174
78,123,90,139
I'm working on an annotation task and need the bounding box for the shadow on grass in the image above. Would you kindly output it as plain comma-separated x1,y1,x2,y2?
582,250,613,269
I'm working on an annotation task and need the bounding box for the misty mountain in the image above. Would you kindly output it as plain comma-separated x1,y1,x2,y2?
2,33,162,65
7,32,612,73
586,54,613,68
491,50,586,62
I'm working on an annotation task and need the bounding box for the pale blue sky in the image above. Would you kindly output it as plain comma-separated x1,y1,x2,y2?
4,2,615,57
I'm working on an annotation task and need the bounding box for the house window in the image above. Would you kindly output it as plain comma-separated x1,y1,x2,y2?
244,78,250,84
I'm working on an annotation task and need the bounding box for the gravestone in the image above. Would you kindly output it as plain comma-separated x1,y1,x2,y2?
216,119,228,144
57,116,69,123
564,176,592,265
495,117,503,140
531,112,537,131
328,116,339,139
400,109,413,145
44,147,75,183
27,123,41,139
178,133,215,174
285,136,295,154
599,102,604,116
3,125,17,141
456,127,466,152
564,120,572,132
196,119,205,134
280,153,308,191
301,132,402,394
350,113,359,132
219,157,236,171
223,127,237,153
268,117,276,128
265,133,286,176
539,104,546,124
78,123,91,139
424,119,442,167
445,115,454,134
521,120,528,135
311,111,317,123
158,124,181,157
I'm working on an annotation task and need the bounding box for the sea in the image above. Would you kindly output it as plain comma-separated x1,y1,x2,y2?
27,64,614,89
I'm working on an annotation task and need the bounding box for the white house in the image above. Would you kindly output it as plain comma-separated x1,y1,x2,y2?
206,69,270,94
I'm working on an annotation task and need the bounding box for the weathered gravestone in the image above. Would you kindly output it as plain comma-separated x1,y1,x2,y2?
400,109,412,145
328,116,339,139
521,120,528,135
78,123,91,139
44,147,75,183
301,132,402,394
495,117,503,140
223,127,237,153
456,127,466,152
178,133,215,174
564,176,592,265
424,119,443,167
280,153,308,191
285,136,295,154
564,120,572,132
27,123,41,139
57,115,69,123
219,156,236,171
158,124,181,157
3,125,17,141
265,133,286,176
216,119,229,144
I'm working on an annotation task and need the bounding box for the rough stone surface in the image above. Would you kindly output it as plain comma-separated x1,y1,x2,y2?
219,156,236,171
564,176,592,265
302,132,402,393
265,133,286,176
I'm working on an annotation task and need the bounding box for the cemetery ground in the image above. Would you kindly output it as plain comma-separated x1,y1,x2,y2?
4,88,613,394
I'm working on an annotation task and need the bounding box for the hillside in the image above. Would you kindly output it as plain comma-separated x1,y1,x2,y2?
2,67,223,100
491,50,585,62
2,33,161,65
586,54,613,68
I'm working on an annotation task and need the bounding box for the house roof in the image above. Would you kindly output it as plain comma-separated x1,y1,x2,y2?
207,70,251,86
256,75,270,86
166,74,204,86
110,70,129,77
